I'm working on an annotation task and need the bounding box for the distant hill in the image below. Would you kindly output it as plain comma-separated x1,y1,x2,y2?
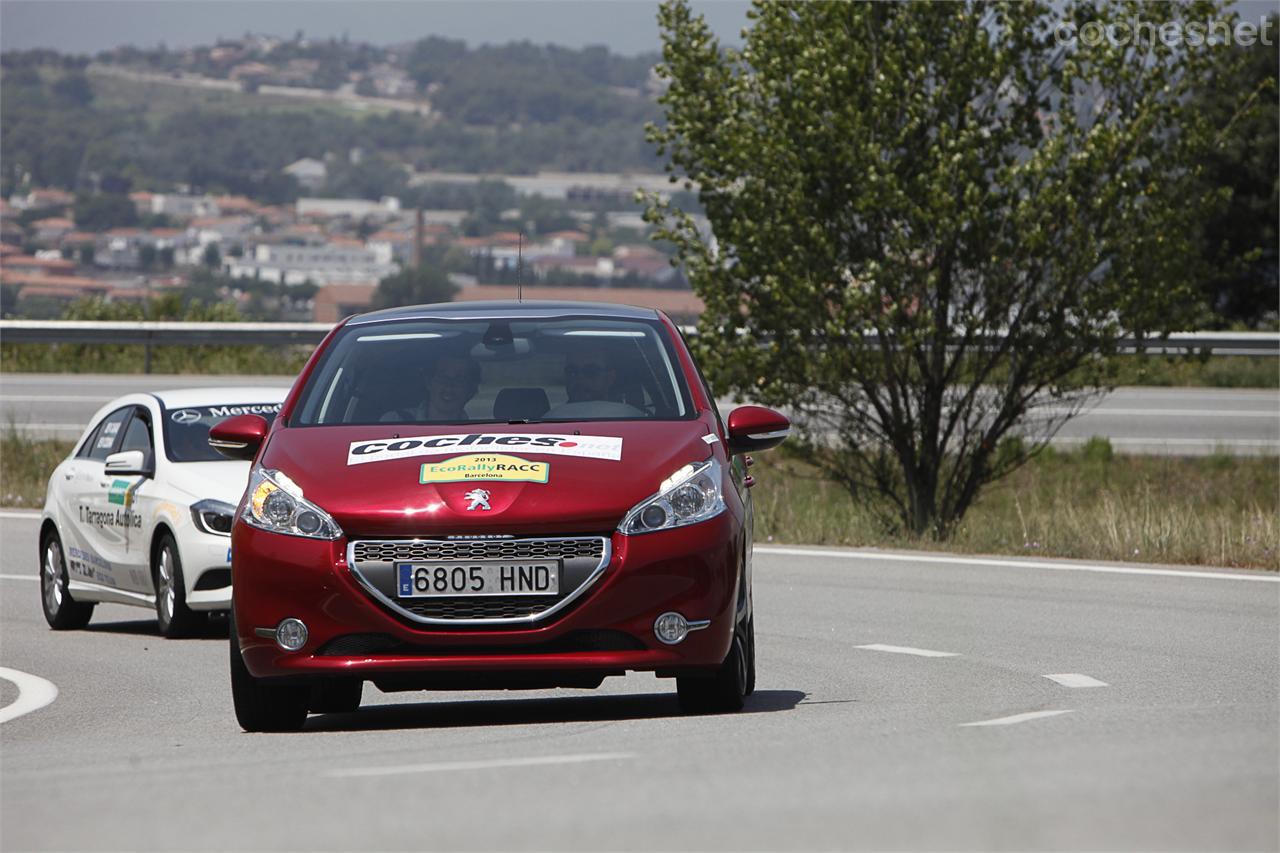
0,36,666,201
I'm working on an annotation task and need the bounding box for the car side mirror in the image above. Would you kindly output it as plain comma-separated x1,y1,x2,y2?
209,414,270,461
104,449,154,478
726,406,791,455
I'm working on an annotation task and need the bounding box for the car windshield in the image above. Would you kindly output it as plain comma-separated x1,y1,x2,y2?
162,403,282,462
292,316,693,426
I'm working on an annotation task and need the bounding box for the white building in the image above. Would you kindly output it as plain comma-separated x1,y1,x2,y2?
225,242,399,286
296,196,401,220
150,193,219,219
283,158,328,192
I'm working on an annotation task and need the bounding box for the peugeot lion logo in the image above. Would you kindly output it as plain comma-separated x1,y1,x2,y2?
170,409,202,424
464,488,492,511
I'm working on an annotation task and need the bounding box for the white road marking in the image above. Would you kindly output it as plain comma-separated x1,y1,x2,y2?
0,511,41,519
854,644,959,658
0,574,37,582
0,667,59,724
0,423,86,431
1042,407,1277,419
755,546,1280,583
1056,437,1280,448
0,395,113,402
326,752,634,779
960,710,1073,727
1044,673,1109,688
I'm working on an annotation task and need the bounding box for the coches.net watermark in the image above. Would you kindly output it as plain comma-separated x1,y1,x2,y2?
1054,17,1275,48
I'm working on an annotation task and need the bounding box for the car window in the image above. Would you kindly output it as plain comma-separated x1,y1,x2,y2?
161,403,282,463
82,408,132,462
118,408,153,455
293,317,694,426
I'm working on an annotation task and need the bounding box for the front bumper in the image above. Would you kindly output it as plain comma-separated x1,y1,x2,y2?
185,536,233,611
231,512,742,684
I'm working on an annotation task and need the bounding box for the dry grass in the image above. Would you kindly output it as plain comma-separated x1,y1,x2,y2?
752,442,1279,569
0,434,73,509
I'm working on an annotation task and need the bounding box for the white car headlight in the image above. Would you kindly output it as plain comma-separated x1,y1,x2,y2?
620,458,725,535
243,467,342,540
191,499,236,536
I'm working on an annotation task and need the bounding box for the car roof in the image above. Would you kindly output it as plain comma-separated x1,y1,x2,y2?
347,300,663,325
150,387,290,408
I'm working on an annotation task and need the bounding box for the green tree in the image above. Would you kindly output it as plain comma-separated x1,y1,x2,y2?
202,243,222,269
1191,15,1278,328
374,262,458,310
73,193,137,230
644,0,1252,537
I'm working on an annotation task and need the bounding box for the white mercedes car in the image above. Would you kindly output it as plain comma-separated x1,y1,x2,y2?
39,387,288,637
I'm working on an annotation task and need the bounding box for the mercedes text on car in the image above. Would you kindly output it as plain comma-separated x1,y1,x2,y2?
39,388,288,637
213,302,790,731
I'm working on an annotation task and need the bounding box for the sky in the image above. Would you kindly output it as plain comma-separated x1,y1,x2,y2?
0,0,753,56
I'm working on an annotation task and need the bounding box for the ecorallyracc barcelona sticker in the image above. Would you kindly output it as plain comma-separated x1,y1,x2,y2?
348,433,622,466
420,454,550,484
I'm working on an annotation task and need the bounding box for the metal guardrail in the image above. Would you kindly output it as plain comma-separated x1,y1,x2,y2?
0,321,1276,356
2,320,1277,350
0,320,334,347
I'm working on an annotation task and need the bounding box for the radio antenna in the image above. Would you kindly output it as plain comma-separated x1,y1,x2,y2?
517,231,524,303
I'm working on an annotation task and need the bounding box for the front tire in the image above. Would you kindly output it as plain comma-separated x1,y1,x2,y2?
677,621,751,714
40,529,94,630
154,534,203,638
229,611,309,732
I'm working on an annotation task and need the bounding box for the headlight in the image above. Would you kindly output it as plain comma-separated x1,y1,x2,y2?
243,467,342,540
620,458,725,535
191,499,236,536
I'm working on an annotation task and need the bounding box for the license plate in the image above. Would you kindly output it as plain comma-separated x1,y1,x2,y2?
396,561,560,598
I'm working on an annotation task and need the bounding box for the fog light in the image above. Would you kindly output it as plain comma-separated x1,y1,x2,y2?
275,618,308,652
654,611,689,645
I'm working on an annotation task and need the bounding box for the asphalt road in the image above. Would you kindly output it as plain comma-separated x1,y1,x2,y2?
1,512,1276,852
1,373,1276,455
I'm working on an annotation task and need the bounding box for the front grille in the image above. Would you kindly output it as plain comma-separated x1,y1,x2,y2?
346,536,611,626
401,595,560,620
352,538,603,563
315,630,646,657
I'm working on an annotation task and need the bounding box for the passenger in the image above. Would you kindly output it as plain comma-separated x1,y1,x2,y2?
563,350,618,404
384,354,480,423
424,354,481,421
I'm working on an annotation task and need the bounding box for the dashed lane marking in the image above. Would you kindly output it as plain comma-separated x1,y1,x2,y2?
0,667,58,724
0,511,41,519
1043,673,1109,688
854,644,959,658
0,575,37,581
326,752,634,779
960,710,1074,727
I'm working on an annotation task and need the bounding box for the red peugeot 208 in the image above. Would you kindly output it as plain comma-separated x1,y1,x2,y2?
213,301,789,731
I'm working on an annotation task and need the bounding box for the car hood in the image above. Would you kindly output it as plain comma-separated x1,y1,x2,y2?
162,460,254,506
259,420,715,536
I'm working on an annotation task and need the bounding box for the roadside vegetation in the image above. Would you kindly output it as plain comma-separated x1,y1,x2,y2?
646,1,1276,540
0,431,71,510
2,429,1274,569
751,440,1278,570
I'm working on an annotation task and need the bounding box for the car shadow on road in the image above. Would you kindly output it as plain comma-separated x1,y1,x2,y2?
83,615,229,639
303,688,807,733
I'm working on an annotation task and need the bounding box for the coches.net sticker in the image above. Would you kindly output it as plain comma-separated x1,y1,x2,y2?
348,433,622,466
